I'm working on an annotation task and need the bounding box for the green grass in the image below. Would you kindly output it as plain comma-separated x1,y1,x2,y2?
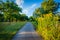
31,21,37,30
0,22,26,40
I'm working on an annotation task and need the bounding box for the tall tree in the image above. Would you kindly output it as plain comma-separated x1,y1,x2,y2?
41,0,59,13
33,0,59,18
0,0,22,22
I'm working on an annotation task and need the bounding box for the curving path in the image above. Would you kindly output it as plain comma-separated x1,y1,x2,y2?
12,22,43,40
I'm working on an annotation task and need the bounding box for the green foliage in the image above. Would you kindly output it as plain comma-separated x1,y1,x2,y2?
41,0,58,13
0,14,4,22
33,0,59,18
37,13,60,40
33,0,60,40
31,21,38,30
20,14,29,21
33,8,41,18
0,0,28,22
29,16,35,21
0,22,26,40
3,1,22,22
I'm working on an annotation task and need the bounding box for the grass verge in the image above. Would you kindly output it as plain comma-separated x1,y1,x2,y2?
0,22,26,40
31,21,37,30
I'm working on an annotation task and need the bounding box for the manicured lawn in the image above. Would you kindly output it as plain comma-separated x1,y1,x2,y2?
0,22,26,40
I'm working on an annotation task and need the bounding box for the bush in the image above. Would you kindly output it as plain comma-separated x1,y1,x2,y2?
37,12,60,40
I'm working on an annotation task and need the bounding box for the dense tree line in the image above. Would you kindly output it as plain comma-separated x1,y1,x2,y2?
0,0,28,22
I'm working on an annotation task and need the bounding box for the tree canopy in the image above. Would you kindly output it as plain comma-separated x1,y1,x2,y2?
33,0,59,18
0,0,28,22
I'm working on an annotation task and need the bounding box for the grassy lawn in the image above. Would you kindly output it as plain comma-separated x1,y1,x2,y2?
0,22,26,40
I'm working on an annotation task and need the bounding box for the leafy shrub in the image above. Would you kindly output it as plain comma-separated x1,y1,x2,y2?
37,12,60,40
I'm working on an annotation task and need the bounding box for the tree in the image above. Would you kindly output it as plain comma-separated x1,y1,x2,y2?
33,8,45,18
20,14,29,21
41,0,59,13
33,0,59,18
0,0,22,22
0,13,4,22
33,8,41,18
29,16,35,21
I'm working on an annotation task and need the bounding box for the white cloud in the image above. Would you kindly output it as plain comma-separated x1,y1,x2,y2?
23,4,37,17
16,0,24,8
15,0,37,17
23,9,28,14
30,4,37,9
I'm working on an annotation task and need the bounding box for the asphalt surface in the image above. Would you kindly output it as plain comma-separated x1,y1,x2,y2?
12,22,42,40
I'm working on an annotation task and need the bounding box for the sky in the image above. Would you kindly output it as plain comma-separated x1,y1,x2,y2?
3,0,60,17
15,0,43,17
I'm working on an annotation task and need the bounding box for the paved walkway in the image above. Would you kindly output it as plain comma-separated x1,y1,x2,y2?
12,22,42,40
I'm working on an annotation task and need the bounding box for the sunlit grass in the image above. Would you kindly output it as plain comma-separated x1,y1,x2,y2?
0,22,26,40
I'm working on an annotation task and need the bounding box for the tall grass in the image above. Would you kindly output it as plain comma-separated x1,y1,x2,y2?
31,21,38,30
0,22,26,40
37,12,60,40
